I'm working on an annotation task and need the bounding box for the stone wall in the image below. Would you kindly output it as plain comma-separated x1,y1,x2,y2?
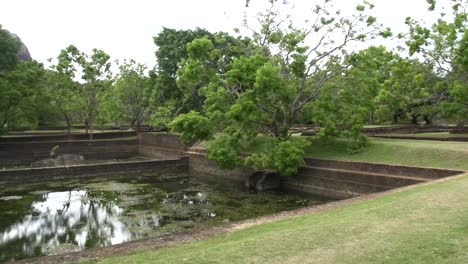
362,125,465,135
0,131,137,143
282,158,464,199
0,158,188,182
304,158,463,179
138,133,187,159
0,139,138,166
137,133,465,199
370,135,468,142
187,149,253,188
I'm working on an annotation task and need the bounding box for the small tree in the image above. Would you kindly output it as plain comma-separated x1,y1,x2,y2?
57,45,112,139
45,69,81,135
108,60,152,131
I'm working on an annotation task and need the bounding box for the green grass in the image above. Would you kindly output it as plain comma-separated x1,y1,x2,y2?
378,132,468,138
307,138,468,170
87,173,468,264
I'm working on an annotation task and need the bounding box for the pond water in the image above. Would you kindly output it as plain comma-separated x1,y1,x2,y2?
0,172,329,262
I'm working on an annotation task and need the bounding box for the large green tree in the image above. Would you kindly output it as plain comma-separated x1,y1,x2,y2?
171,0,387,175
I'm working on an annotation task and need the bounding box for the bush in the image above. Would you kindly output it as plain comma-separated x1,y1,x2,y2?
169,111,214,145
245,137,311,176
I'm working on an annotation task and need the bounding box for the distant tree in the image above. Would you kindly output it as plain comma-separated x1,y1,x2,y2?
109,60,152,131
152,28,213,111
405,0,467,125
45,68,81,135
375,58,443,124
0,25,21,72
150,29,252,129
0,60,46,130
341,46,399,125
57,45,112,139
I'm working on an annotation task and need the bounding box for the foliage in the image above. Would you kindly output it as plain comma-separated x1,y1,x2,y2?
169,0,388,174
405,0,467,124
45,68,81,134
0,60,47,130
245,137,311,176
169,111,214,145
0,25,21,72
108,59,152,130
206,135,243,170
152,27,213,107
375,59,443,124
150,29,253,128
57,45,112,138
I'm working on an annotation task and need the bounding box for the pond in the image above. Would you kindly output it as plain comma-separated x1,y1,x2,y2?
0,172,330,262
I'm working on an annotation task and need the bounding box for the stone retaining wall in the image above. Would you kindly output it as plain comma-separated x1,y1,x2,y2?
0,139,138,166
371,135,468,142
138,133,188,159
282,158,464,199
136,133,465,199
187,149,253,187
0,131,137,143
304,158,462,179
362,125,466,135
0,158,188,182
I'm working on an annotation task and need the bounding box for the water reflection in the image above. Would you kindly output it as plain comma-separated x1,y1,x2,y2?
0,176,324,262
0,190,132,261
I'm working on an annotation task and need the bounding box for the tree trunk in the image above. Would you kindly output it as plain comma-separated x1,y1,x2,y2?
369,112,375,125
84,120,89,136
89,121,94,140
393,114,399,124
411,114,418,125
64,114,72,138
135,119,141,133
423,115,432,125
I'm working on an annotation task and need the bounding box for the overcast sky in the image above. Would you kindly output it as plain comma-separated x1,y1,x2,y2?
0,0,441,69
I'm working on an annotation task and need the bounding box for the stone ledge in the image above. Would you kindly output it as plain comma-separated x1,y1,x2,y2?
0,157,189,182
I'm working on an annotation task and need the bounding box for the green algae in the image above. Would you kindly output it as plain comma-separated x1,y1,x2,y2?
0,172,330,262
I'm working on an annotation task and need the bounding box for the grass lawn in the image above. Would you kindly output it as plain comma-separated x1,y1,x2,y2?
307,138,468,170
377,132,468,138
87,173,468,264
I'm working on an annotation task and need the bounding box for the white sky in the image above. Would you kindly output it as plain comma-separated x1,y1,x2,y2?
0,0,442,69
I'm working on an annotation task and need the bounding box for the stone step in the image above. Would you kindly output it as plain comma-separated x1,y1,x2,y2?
286,172,393,196
282,181,361,200
304,158,461,179
300,166,429,188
